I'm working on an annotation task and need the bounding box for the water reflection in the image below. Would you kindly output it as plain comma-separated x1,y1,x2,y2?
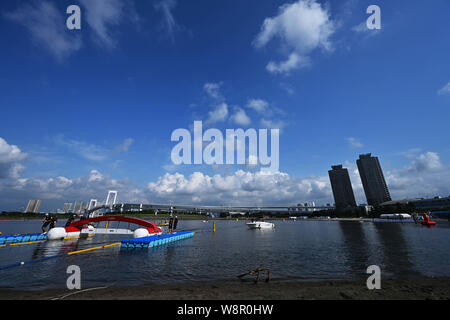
373,223,421,278
338,221,370,276
1,219,448,290
31,239,80,259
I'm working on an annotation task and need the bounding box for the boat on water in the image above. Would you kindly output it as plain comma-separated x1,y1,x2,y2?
373,213,415,223
245,219,275,229
421,213,436,227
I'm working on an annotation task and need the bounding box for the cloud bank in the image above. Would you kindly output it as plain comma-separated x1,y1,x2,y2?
1,136,449,211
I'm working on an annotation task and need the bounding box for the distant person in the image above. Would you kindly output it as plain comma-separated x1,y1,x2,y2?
48,216,58,230
41,214,52,233
173,216,179,232
168,216,174,233
65,215,76,227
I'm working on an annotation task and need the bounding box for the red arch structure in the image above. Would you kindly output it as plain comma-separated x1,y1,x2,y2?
69,216,162,233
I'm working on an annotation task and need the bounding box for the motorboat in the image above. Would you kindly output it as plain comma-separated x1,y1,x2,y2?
245,220,275,229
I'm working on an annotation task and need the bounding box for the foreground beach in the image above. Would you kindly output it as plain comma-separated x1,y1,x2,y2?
1,277,449,300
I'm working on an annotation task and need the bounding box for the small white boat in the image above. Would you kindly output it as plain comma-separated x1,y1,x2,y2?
246,221,275,229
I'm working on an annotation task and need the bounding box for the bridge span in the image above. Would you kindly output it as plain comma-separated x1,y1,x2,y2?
80,190,335,217
88,203,335,216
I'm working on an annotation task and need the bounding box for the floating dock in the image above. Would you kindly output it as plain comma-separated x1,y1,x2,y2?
0,233,47,245
121,232,194,249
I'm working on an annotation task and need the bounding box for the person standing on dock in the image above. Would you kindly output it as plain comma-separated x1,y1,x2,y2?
173,216,179,232
49,215,58,230
41,214,52,233
168,216,174,233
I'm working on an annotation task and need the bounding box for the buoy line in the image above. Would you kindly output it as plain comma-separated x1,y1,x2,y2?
0,240,46,248
0,242,121,270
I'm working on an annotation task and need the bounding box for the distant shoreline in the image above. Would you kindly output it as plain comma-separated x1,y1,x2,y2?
1,277,449,300
0,216,378,222
1,216,446,222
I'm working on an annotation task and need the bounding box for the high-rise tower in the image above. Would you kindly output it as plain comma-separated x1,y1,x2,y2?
356,153,391,206
328,165,357,210
25,200,42,213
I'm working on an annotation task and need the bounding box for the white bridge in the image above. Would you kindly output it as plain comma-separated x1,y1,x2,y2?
82,190,334,217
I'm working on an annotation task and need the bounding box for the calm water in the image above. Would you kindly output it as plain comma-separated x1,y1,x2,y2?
0,219,449,290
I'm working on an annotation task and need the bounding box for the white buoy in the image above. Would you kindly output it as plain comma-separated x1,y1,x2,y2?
133,228,150,238
47,227,67,240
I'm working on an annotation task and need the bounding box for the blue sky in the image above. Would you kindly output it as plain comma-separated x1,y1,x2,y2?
0,0,449,211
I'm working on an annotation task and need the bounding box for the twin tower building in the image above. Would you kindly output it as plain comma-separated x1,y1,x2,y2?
328,153,392,210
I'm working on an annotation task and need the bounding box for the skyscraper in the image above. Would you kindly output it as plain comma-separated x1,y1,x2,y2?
328,165,357,210
63,203,73,214
356,153,392,206
73,201,82,214
25,200,42,213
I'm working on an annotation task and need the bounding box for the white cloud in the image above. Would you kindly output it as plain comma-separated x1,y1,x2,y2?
247,99,269,114
5,0,82,60
346,137,364,149
202,82,230,125
260,118,286,130
253,0,335,74
205,103,229,125
399,148,422,159
0,138,27,179
266,52,311,74
114,138,134,153
0,169,147,211
88,169,104,182
54,135,134,161
345,152,450,202
154,0,179,42
230,107,251,126
79,0,135,49
386,152,449,199
203,82,223,100
438,82,450,96
79,0,121,48
247,98,287,130
351,22,367,33
280,82,295,95
147,170,331,205
351,21,381,39
1,139,450,211
407,152,443,173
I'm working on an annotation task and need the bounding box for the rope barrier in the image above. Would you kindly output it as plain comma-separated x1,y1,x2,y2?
0,240,46,248
67,243,121,256
0,242,121,270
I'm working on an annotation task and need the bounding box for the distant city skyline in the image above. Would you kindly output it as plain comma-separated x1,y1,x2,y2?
0,0,449,211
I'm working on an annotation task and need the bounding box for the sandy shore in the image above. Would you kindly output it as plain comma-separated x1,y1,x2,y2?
1,277,449,300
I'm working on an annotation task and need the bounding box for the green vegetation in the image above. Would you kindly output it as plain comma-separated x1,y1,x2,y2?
0,211,41,219
0,211,76,220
